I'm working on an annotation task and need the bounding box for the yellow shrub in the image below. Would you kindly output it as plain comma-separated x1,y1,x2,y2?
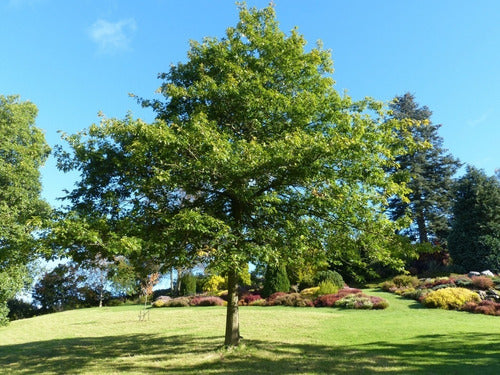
203,275,226,293
423,287,480,310
300,287,320,298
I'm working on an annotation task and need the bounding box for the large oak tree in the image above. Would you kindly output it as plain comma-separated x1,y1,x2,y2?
57,5,417,346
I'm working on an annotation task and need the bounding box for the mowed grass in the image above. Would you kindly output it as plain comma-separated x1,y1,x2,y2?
1,289,499,374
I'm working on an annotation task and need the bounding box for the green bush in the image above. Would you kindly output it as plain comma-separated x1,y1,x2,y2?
179,273,197,296
314,270,344,290
317,281,339,296
392,275,419,288
454,277,473,288
300,287,320,298
423,287,480,310
262,265,290,298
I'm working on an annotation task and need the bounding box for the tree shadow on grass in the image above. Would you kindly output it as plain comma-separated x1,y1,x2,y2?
0,332,499,374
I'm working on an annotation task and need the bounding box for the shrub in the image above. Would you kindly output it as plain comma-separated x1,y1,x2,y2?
380,280,396,292
462,300,500,316
262,265,290,298
392,275,419,288
165,297,191,307
314,289,377,308
273,293,314,307
179,273,197,296
315,270,344,290
314,294,343,307
242,293,262,305
300,287,320,298
266,291,287,305
334,293,389,310
454,277,473,288
423,287,480,310
471,276,494,290
492,276,500,287
203,275,226,293
248,298,267,306
317,281,339,296
190,296,226,306
370,296,390,309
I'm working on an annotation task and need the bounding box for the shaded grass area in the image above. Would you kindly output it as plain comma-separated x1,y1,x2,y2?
1,290,499,374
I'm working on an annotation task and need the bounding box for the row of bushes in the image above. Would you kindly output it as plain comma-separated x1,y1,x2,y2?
380,274,500,316
152,288,389,310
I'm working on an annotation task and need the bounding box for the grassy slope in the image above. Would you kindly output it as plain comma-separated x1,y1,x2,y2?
0,289,499,374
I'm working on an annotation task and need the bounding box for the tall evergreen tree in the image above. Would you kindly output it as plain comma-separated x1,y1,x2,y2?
448,167,500,272
388,93,460,245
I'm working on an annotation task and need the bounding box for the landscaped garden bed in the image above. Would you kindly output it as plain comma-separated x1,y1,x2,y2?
380,273,500,315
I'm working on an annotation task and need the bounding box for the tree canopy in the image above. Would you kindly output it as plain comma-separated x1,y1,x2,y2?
56,5,418,346
0,95,50,324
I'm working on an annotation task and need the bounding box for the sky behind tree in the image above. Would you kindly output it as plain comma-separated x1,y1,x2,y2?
1,0,499,206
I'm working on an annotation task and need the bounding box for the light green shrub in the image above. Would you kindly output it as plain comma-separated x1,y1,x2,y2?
423,287,480,310
315,270,344,290
248,299,267,306
300,287,320,298
317,281,339,296
392,275,419,288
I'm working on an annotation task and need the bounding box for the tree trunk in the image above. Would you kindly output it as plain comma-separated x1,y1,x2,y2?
416,208,429,243
224,267,240,347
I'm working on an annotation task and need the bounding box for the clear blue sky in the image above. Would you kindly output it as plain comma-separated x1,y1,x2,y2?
2,0,499,207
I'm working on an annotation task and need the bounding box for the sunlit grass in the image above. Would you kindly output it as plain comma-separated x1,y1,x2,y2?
1,289,499,374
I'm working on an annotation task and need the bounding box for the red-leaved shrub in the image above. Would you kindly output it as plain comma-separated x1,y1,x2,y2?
462,300,500,316
266,292,287,305
243,294,262,304
471,276,494,290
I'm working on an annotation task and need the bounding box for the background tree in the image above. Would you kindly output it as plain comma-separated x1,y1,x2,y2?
56,5,418,346
387,93,460,245
262,264,290,298
448,166,500,272
32,264,82,313
0,95,50,324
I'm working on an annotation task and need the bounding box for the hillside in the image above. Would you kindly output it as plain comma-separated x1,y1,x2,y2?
1,290,499,374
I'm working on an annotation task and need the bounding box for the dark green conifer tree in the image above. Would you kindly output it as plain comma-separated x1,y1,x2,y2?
388,93,461,245
448,167,500,272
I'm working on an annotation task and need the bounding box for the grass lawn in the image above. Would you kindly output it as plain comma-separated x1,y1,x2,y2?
1,289,499,374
